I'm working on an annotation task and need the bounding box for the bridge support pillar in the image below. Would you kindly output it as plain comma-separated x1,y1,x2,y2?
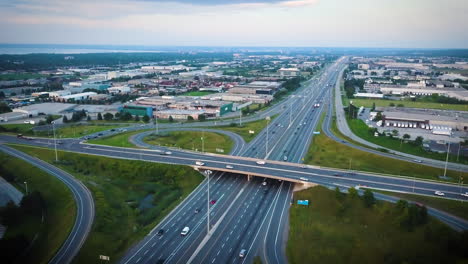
247,174,252,181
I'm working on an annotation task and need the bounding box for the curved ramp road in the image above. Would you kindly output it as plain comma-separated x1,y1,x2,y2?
0,144,95,264
130,128,246,156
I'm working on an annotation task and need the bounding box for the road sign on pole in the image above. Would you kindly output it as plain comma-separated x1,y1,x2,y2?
99,255,110,261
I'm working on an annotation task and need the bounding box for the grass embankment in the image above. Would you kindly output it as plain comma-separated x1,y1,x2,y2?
144,131,233,154
347,118,468,165
305,118,468,182
220,115,277,143
0,153,76,264
10,144,204,263
0,123,125,139
87,129,149,148
376,190,468,221
349,98,468,111
287,186,468,264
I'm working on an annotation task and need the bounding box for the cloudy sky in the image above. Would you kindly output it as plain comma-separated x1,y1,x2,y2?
1,0,467,48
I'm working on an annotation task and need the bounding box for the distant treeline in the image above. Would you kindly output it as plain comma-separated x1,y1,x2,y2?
0,52,234,71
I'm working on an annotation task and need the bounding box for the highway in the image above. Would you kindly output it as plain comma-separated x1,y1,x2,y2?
1,58,467,264
0,144,95,264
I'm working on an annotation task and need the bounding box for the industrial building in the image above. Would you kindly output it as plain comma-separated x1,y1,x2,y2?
60,92,97,101
278,68,301,77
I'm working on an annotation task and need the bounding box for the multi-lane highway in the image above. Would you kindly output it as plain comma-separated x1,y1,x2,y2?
1,57,467,264
0,144,95,264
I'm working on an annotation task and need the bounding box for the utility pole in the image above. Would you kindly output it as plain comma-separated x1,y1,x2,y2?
52,121,58,162
265,116,270,158
24,181,28,194
205,170,212,235
443,141,451,179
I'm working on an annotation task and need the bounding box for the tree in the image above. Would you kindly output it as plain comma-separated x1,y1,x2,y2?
0,102,12,114
389,103,395,107
45,115,54,124
371,102,376,111
142,114,150,123
414,136,424,146
0,91,5,98
168,116,174,122
187,116,194,121
198,114,206,121
97,113,103,120
134,115,140,122
87,115,91,121
392,129,399,137
348,187,358,198
335,186,343,200
120,112,132,121
62,115,69,123
362,189,375,208
103,113,114,121
403,134,411,140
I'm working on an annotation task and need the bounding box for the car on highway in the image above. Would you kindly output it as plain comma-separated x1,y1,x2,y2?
226,165,234,169
239,249,247,258
195,161,205,166
181,226,190,236
165,151,172,155
299,177,308,181
301,165,307,169
461,192,468,197
413,159,423,163
434,191,445,196
262,181,267,186
283,156,288,161
157,229,164,236
256,160,266,165
210,199,216,205
194,208,200,214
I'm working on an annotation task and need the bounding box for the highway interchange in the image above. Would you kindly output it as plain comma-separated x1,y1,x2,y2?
0,57,467,264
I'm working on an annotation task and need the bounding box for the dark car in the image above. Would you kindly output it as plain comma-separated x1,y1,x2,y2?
157,229,164,236
210,200,216,205
194,208,200,214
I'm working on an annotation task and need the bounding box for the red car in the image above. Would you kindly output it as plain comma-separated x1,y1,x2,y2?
210,200,216,205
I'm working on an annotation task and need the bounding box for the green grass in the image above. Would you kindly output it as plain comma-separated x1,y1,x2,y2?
347,118,468,165
304,118,468,182
180,91,217,96
0,153,76,264
0,73,46,81
0,123,35,135
376,190,468,221
87,129,149,148
219,114,278,143
287,186,468,264
144,131,233,154
53,124,126,138
349,98,468,111
9,144,204,264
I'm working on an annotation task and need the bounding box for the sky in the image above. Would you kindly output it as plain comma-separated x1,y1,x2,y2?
0,0,467,49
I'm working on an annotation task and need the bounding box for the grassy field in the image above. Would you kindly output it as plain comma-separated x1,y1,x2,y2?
349,98,468,111
347,118,468,165
180,91,217,96
287,186,468,264
0,153,76,264
220,115,277,143
10,144,204,264
144,131,233,154
304,119,468,182
0,73,46,81
376,190,468,221
87,129,149,148
0,123,125,139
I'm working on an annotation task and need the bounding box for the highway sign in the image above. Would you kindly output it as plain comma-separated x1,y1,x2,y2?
297,200,309,206
249,130,255,134
313,131,320,135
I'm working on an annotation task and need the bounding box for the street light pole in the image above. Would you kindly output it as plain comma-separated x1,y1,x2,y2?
52,121,58,162
265,116,270,158
239,110,242,126
205,170,212,235
443,141,451,179
201,131,205,153
24,181,28,194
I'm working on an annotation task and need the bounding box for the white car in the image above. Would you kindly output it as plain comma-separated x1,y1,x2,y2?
434,191,445,196
256,160,266,165
195,161,205,166
299,177,308,182
262,181,267,186
164,151,172,155
461,192,468,198
226,165,234,169
181,226,190,236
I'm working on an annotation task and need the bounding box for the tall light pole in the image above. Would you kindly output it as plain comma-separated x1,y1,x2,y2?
153,116,159,135
201,130,205,153
265,116,270,159
443,141,451,179
24,181,28,194
52,121,58,162
239,110,242,126
205,170,212,235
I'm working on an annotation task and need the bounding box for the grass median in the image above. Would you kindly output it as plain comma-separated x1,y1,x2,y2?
287,186,468,264
220,114,278,143
87,129,148,148
0,123,126,139
9,144,204,264
144,131,233,154
0,152,76,264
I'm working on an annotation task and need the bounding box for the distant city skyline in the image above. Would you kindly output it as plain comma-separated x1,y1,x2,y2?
1,0,467,49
